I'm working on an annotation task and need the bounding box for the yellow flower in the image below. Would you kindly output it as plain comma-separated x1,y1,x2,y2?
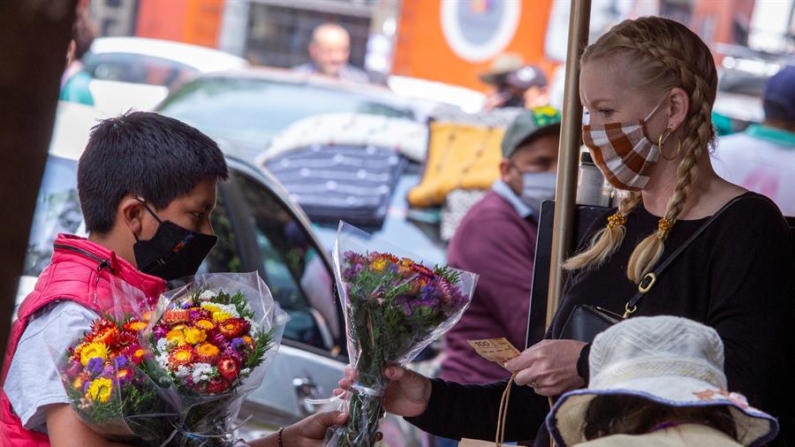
80,341,109,366
124,321,149,332
184,327,207,345
72,375,86,390
212,311,234,323
166,328,186,346
370,258,387,272
201,303,221,314
86,377,114,403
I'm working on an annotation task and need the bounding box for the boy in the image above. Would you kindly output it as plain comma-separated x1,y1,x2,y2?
0,112,345,447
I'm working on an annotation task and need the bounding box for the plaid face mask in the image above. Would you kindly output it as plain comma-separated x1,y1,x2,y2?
581,101,665,191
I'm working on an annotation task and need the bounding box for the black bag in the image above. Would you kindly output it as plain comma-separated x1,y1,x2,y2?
560,304,623,343
559,195,747,343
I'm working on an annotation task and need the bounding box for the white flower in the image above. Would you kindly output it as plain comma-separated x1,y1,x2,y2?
191,363,214,383
176,366,190,379
198,290,217,302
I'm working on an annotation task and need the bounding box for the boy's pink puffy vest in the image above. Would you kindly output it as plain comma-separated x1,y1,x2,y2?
0,234,164,447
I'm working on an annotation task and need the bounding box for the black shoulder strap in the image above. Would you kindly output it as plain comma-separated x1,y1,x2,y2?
624,194,750,315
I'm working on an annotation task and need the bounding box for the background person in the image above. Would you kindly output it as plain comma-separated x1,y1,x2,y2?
441,107,560,385
714,65,795,216
338,16,795,447
479,53,548,111
293,23,370,83
547,316,778,447
60,5,95,105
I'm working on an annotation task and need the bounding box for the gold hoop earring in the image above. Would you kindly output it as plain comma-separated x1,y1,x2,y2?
659,130,681,160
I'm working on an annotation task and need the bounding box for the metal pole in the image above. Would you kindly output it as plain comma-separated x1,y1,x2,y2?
545,0,592,329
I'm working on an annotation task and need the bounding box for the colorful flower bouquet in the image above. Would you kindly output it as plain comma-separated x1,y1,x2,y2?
60,314,176,444
53,277,178,445
146,272,287,446
54,272,286,447
325,223,478,447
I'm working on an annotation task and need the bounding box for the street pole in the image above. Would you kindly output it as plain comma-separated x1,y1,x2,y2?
545,0,592,329
0,0,77,371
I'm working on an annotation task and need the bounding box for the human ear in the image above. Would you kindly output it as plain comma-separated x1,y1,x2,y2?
499,159,513,182
119,196,146,239
666,87,690,132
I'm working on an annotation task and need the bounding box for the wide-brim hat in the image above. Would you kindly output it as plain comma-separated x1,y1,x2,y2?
546,316,778,447
479,53,524,85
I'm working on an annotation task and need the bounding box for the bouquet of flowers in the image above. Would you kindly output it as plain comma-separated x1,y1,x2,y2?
146,272,288,446
326,223,478,447
54,278,178,445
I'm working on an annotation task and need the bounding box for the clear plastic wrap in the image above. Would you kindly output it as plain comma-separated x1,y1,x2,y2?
326,222,478,447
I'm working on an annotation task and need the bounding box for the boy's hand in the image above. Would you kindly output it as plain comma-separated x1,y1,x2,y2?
247,411,348,447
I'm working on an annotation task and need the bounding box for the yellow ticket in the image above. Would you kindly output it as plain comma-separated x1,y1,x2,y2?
467,337,521,365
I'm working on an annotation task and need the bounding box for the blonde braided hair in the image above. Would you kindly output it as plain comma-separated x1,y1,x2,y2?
563,17,718,283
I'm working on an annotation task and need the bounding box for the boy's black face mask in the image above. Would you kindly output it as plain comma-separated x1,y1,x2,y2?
132,200,217,282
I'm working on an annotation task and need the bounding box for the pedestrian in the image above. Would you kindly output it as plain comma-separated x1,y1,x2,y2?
1,111,347,446
441,107,560,384
547,316,778,447
338,15,795,447
293,23,370,83
480,53,549,111
714,65,795,216
60,4,95,106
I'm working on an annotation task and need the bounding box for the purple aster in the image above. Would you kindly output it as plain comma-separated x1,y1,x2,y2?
87,357,104,376
231,338,246,350
114,356,128,369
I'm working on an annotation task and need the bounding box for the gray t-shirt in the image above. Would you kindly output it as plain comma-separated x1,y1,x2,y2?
5,301,98,433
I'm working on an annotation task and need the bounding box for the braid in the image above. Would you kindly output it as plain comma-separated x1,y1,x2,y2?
626,56,714,283
563,192,642,271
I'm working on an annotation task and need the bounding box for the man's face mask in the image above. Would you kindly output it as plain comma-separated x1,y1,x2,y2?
520,171,557,213
581,99,667,191
132,199,217,282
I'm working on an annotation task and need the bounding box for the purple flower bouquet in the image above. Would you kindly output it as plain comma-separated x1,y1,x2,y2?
326,223,478,447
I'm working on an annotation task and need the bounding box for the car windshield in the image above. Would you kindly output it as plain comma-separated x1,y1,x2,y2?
158,78,414,158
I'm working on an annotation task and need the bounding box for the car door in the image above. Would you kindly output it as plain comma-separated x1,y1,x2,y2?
201,158,347,434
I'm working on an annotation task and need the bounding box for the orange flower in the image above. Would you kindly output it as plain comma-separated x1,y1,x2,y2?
86,322,119,347
184,327,207,345
218,318,246,339
195,342,221,363
164,309,190,325
124,320,149,333
169,346,194,367
194,319,215,331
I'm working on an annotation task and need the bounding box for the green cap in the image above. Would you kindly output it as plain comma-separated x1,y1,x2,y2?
501,106,562,158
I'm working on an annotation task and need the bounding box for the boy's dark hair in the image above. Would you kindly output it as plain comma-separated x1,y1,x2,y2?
77,111,229,234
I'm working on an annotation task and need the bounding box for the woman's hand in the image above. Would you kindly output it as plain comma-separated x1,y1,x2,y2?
335,366,432,417
504,339,587,396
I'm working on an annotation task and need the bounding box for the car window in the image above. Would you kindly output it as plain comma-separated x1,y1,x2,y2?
24,156,82,276
158,78,414,150
233,171,337,349
83,52,199,89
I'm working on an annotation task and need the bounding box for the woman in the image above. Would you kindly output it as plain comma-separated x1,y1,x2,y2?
338,16,795,447
546,316,778,447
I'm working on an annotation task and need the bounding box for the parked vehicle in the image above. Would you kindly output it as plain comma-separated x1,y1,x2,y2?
80,37,249,115
157,70,448,265
19,102,424,446
156,67,419,161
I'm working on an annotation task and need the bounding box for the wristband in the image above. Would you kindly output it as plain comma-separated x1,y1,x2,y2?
278,427,285,447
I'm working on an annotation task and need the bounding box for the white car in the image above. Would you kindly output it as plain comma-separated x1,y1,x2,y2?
80,37,249,116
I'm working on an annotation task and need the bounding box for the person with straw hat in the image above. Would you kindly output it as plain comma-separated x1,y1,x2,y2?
547,316,778,447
